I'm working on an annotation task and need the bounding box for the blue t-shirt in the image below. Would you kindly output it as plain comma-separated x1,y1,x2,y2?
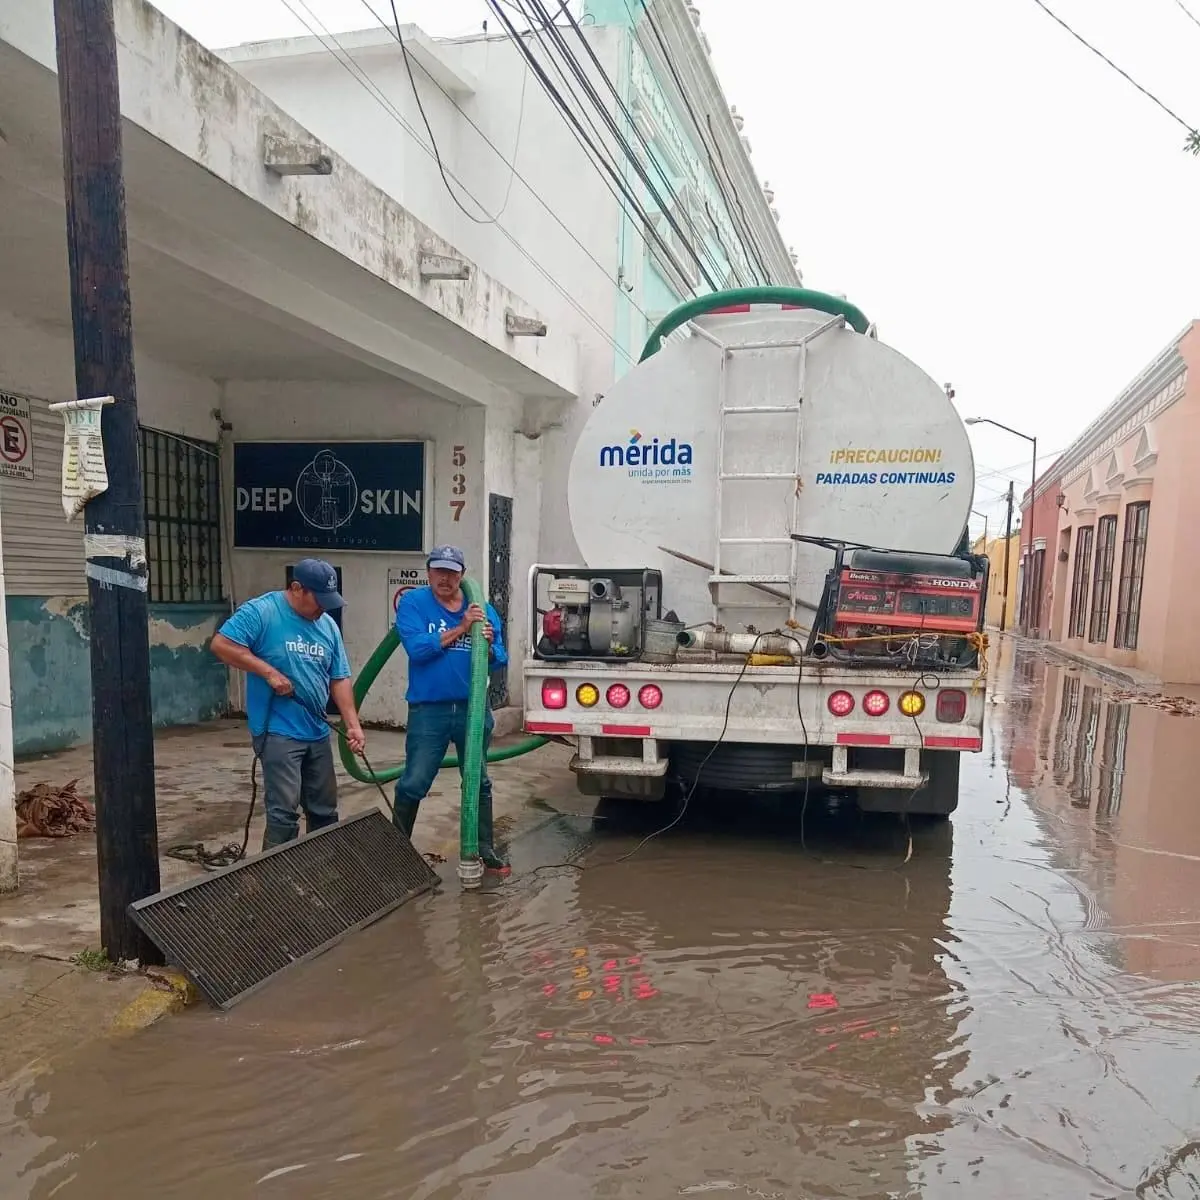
219,591,351,741
396,586,508,704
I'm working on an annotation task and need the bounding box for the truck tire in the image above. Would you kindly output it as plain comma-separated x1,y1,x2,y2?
857,750,960,818
670,741,822,794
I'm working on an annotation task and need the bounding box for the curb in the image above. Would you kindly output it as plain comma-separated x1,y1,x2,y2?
109,968,198,1034
994,630,1153,690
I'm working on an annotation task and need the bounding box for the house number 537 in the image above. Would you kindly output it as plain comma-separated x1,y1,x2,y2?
450,444,467,522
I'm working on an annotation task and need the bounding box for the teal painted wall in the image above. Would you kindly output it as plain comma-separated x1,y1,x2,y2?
8,597,230,756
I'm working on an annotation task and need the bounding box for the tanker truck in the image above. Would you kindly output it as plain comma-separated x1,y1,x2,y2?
521,289,987,818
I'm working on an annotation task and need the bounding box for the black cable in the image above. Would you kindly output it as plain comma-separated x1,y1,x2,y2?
529,632,775,876
633,0,776,284
1174,0,1200,34
491,0,701,290
165,693,277,870
388,3,495,225
529,0,732,290
353,0,676,320
516,0,723,292
1027,0,1200,149
485,0,711,291
280,0,638,361
165,691,398,872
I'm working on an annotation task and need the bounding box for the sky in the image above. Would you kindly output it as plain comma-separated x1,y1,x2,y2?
151,0,1200,537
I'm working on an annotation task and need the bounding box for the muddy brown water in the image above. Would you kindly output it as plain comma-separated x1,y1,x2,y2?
5,642,1200,1198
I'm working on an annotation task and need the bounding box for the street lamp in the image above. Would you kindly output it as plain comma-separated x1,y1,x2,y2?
971,508,990,547
965,418,1038,634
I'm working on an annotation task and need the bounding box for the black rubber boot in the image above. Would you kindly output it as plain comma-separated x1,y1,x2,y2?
305,811,338,836
476,787,510,876
261,821,295,852
392,797,420,840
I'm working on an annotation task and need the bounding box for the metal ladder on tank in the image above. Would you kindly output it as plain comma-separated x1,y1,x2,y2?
694,312,847,627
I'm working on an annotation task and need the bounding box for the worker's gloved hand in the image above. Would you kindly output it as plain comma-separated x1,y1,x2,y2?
264,669,294,697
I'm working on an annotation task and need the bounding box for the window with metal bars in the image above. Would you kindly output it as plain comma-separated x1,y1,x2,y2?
1113,502,1150,650
139,426,224,604
1068,525,1093,639
1088,515,1118,643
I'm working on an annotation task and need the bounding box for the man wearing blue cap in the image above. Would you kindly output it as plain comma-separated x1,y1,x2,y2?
393,545,510,874
211,558,366,850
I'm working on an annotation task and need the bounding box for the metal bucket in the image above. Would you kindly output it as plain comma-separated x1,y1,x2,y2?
643,617,685,663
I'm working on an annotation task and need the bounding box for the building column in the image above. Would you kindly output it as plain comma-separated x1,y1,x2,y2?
0,503,18,892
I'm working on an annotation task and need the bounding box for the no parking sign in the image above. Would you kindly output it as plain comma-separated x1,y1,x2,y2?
387,560,425,629
0,391,34,482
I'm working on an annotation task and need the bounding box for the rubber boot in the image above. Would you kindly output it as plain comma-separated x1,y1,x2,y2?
392,796,420,840
476,787,510,876
261,821,295,852
305,811,338,836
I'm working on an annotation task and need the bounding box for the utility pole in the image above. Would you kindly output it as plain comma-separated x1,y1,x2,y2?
1000,481,1014,633
54,0,162,964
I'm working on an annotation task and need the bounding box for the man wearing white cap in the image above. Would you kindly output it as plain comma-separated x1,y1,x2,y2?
393,545,510,875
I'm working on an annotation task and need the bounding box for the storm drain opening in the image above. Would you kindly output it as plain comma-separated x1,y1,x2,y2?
130,810,440,1009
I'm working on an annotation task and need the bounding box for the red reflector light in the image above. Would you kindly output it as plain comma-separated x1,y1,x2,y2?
936,689,968,723
606,684,631,709
827,690,855,717
638,684,663,710
541,678,568,710
863,690,890,717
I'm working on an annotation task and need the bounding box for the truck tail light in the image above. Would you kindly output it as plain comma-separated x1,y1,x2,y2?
575,683,600,708
898,690,926,717
827,690,855,717
606,684,631,708
937,689,967,723
638,684,663,710
542,678,568,710
862,690,890,717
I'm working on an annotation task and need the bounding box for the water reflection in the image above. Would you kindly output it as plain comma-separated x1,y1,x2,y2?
5,644,1200,1197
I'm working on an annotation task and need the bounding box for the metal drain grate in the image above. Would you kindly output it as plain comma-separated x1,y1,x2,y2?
130,810,439,1008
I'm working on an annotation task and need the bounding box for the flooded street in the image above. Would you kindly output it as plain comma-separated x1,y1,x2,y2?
5,641,1200,1199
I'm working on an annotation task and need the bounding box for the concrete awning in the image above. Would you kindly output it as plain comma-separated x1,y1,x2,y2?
0,0,578,406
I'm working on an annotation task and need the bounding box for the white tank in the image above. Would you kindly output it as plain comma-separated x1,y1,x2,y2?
567,306,975,627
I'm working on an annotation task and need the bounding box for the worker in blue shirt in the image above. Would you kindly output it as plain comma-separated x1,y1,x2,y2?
393,545,510,875
211,558,365,850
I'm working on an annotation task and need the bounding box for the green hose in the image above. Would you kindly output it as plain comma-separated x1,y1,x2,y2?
458,578,488,864
336,632,548,785
639,285,872,361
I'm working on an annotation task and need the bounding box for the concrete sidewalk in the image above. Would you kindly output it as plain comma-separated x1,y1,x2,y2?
991,629,1161,691
0,720,576,1062
4,718,575,960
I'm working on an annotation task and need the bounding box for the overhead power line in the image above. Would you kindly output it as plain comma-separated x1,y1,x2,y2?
631,0,777,283
536,0,747,288
1173,0,1200,34
357,0,704,306
1028,0,1200,153
490,0,720,291
360,1,683,309
484,0,711,292
274,0,638,360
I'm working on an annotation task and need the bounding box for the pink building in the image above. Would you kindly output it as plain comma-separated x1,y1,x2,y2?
1020,321,1200,682
1017,462,1065,638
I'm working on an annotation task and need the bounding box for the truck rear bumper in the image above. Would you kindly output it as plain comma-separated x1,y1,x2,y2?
821,745,927,790
571,736,669,779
